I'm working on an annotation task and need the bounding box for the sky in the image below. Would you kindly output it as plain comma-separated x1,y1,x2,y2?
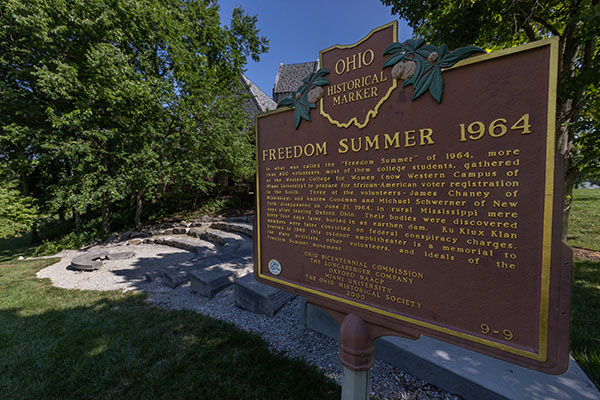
217,0,412,97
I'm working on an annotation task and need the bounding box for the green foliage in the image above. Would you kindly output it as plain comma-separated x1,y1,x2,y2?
381,0,600,201
382,39,484,102
0,181,37,239
0,0,267,233
573,85,600,184
32,231,101,257
277,68,330,129
381,1,597,50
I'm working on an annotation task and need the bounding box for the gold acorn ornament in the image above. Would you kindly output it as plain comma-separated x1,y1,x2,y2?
383,38,484,103
276,68,331,129
307,86,324,103
427,51,439,62
391,60,417,80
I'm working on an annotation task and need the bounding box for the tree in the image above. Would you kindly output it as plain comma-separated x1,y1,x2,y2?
573,84,600,185
382,0,600,238
1,0,267,235
0,179,37,239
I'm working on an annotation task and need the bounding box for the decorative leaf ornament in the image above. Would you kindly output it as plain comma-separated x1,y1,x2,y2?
383,39,485,103
277,68,330,129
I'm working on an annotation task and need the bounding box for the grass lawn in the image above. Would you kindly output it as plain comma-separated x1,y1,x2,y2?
571,259,600,388
0,258,340,400
568,189,600,251
0,233,37,263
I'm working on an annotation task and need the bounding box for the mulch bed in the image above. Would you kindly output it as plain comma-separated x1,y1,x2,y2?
572,247,600,263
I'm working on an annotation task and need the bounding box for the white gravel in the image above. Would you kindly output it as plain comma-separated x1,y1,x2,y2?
36,240,460,400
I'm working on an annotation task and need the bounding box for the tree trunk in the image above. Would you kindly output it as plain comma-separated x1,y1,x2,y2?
134,189,143,231
21,172,30,196
21,173,39,243
30,222,40,243
58,208,65,223
562,165,579,243
73,208,81,233
101,193,110,235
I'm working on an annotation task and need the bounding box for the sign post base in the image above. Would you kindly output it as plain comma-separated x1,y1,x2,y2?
339,314,374,400
341,367,370,400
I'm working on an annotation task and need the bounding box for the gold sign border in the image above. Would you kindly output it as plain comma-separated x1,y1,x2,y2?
319,21,398,129
255,36,559,362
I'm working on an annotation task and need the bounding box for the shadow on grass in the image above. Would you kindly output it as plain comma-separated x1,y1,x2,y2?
0,234,36,263
0,259,340,400
572,196,600,202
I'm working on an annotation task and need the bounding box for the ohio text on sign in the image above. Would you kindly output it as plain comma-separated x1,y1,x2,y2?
254,22,571,374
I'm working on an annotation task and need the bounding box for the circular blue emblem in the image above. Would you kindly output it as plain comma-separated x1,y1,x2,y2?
268,259,282,275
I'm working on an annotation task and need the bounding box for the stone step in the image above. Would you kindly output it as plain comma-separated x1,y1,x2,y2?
119,231,151,240
200,228,245,245
144,272,157,282
162,273,186,288
222,237,253,257
152,236,217,258
225,216,253,223
106,251,135,260
205,255,253,278
146,230,251,257
210,222,253,237
234,274,295,317
161,258,199,288
161,253,246,289
186,225,209,238
190,270,234,298
201,228,245,245
146,228,166,236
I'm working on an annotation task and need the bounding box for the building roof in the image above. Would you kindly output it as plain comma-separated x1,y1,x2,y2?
273,61,319,97
241,74,277,113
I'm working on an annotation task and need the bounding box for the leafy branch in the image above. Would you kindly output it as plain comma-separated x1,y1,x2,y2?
277,68,330,129
383,39,485,103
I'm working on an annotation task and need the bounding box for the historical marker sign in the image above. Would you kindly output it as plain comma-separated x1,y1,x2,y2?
254,22,571,374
